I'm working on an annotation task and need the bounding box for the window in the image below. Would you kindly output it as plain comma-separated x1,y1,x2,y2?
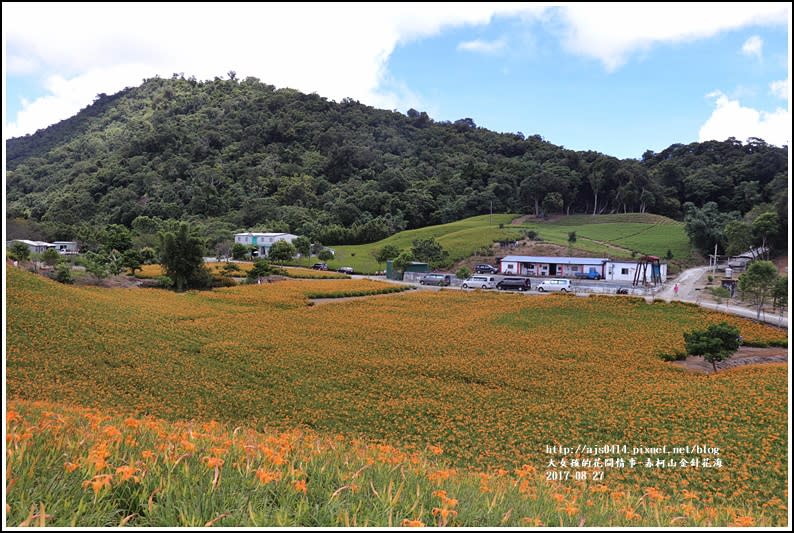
571,266,578,272
621,268,629,275
527,264,535,270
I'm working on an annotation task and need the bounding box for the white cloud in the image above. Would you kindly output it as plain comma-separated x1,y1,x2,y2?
3,2,543,138
741,35,763,59
770,79,789,99
557,4,789,71
457,38,507,54
699,91,790,147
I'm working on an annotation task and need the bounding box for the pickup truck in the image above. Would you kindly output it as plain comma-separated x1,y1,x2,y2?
574,271,602,280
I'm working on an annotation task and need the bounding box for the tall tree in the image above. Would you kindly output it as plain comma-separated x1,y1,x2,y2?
159,223,210,291
738,260,779,319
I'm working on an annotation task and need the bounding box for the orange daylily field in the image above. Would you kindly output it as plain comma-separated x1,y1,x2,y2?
5,268,788,525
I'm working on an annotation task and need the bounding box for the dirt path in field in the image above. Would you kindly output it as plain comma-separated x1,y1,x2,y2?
308,290,416,305
672,346,788,374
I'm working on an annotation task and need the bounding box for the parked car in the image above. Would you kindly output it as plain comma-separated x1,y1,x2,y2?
419,273,452,286
474,264,498,274
312,263,328,270
496,277,531,291
536,278,573,292
461,275,496,289
574,270,602,280
337,267,354,274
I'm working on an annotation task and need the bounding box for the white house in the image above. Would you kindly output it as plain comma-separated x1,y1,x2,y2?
498,255,668,283
499,255,609,278
234,232,299,257
53,241,79,254
606,260,667,283
7,239,56,254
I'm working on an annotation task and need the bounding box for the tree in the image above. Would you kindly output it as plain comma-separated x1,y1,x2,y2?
268,240,296,262
159,223,210,291
317,249,334,261
456,266,471,280
246,259,273,282
9,242,30,262
684,322,741,372
231,243,250,260
772,276,787,311
752,212,778,258
393,250,415,272
374,244,400,265
411,237,448,268
214,240,233,261
82,252,109,281
122,249,143,276
102,224,134,254
41,248,61,267
54,262,74,284
292,236,311,257
724,221,753,257
683,202,738,256
738,260,779,319
140,246,157,264
542,192,564,215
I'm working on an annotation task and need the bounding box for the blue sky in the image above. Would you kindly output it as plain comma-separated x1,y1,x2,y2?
3,3,791,159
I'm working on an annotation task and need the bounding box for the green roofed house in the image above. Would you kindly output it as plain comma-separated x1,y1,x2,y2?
233,232,299,258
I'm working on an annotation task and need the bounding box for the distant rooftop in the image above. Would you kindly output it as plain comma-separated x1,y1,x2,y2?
500,255,608,265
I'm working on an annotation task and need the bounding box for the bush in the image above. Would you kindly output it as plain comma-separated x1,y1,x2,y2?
53,263,74,284
155,275,173,288
659,349,687,362
318,250,334,261
456,267,471,280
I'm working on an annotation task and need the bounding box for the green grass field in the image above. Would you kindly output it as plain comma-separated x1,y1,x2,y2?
292,214,522,273
290,213,692,273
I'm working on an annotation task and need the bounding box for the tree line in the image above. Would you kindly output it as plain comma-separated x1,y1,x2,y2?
6,74,788,254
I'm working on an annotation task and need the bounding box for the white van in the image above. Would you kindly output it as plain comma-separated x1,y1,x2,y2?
462,275,496,289
536,278,573,292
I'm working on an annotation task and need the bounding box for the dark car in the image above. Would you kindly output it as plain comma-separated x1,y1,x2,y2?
337,266,354,274
574,271,602,280
312,263,328,270
496,277,531,291
474,264,498,274
419,273,452,286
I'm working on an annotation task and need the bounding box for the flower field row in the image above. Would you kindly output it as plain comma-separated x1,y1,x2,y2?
6,400,775,526
5,268,788,524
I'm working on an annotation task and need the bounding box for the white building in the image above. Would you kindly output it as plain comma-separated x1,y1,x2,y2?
499,255,608,278
606,260,667,283
7,239,56,254
498,255,668,283
233,232,299,257
53,241,79,254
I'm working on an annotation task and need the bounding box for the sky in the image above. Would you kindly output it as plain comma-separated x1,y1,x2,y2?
3,2,791,159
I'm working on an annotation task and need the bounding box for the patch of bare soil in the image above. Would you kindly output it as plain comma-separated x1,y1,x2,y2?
672,346,788,374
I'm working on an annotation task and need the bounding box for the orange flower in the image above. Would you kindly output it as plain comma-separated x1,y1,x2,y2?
82,474,112,495
522,517,544,527
202,456,225,469
115,465,139,483
255,468,281,485
427,445,443,455
623,508,641,520
732,516,755,527
293,479,307,495
64,461,80,473
401,519,425,527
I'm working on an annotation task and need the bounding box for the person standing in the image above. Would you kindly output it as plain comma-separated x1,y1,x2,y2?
673,283,679,297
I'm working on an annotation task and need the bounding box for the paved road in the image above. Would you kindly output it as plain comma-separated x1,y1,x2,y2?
360,266,788,328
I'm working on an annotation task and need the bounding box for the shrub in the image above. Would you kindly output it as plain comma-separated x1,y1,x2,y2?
53,263,74,284
456,267,471,280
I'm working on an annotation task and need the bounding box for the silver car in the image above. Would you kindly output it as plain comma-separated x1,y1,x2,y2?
536,278,573,292
461,275,496,289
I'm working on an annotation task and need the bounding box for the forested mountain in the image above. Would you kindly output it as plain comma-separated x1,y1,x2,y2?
5,74,788,248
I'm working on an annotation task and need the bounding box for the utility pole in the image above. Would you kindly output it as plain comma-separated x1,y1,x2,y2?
712,243,718,275
490,200,493,224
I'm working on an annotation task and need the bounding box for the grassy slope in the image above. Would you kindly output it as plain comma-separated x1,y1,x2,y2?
6,269,786,525
292,214,522,273
292,213,692,273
